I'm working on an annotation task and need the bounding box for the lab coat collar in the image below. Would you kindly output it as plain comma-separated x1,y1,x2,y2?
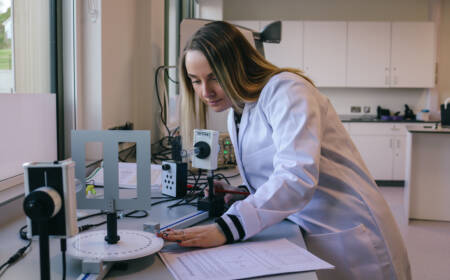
228,103,255,188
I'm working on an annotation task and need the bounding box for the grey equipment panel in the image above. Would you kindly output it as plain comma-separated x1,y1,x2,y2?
71,130,151,211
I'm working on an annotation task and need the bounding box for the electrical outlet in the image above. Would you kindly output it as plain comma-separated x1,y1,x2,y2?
350,106,361,113
161,161,187,197
363,106,371,114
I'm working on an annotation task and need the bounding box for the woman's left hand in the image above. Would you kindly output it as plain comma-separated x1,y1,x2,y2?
157,224,226,248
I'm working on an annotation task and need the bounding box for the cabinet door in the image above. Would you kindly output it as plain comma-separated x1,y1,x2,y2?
261,21,303,69
351,135,394,180
391,22,436,88
304,21,347,87
392,135,406,180
347,22,391,87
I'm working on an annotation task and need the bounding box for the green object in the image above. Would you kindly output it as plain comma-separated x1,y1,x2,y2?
86,184,96,195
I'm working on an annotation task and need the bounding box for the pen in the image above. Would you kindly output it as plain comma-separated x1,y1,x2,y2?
215,189,250,196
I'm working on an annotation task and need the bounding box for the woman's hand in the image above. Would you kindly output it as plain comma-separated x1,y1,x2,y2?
204,181,248,207
157,224,226,248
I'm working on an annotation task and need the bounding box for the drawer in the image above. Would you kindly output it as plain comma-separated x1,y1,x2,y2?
348,123,408,136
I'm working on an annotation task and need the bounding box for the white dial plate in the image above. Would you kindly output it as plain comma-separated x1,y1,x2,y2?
67,230,164,261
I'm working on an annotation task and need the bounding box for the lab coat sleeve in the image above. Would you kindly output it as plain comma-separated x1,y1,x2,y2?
216,75,323,242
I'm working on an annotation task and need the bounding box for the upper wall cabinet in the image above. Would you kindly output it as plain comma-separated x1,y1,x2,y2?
303,21,347,87
228,20,435,88
261,21,303,69
391,22,436,88
347,22,391,87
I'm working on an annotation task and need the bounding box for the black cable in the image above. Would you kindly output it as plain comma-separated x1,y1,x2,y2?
0,262,8,272
124,210,148,219
150,198,180,206
0,238,32,275
119,144,136,162
155,66,171,136
164,68,179,84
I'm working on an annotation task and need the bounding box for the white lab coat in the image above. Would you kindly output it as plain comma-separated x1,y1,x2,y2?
222,72,411,280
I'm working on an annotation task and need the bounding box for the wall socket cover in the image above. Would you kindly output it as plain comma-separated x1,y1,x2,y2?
350,106,362,113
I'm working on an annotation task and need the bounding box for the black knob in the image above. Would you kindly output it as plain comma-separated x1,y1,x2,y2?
23,191,56,222
194,141,211,159
162,164,171,170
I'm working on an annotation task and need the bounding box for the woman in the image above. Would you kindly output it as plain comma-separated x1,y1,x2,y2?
158,21,411,280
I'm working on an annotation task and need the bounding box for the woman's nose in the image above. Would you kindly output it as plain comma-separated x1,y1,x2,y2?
201,82,215,98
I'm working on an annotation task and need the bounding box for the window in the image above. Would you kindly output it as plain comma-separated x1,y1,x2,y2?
0,0,56,195
0,0,52,94
0,0,12,93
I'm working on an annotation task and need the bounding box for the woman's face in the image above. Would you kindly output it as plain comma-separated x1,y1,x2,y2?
185,50,233,112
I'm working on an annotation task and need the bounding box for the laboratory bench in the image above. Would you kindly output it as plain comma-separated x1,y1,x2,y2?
0,171,318,280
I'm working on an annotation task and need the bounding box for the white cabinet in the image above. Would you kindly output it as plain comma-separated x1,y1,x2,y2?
230,20,435,88
261,21,303,69
392,135,406,180
351,134,394,180
304,21,347,87
391,22,436,88
347,22,391,87
348,123,408,181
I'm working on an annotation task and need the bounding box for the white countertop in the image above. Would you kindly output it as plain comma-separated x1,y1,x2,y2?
406,125,450,133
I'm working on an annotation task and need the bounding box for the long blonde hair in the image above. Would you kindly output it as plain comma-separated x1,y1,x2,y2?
179,21,314,148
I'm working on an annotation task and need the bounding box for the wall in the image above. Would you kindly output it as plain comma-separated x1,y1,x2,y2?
77,0,103,159
76,0,164,159
221,0,447,116
198,0,223,20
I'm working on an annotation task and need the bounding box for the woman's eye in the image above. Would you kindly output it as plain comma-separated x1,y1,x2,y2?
191,80,201,85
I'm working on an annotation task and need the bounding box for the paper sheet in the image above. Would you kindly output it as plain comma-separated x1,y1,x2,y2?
88,162,162,190
158,238,334,280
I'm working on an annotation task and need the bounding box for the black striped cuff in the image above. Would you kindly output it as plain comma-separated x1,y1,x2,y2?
237,185,249,192
215,214,245,244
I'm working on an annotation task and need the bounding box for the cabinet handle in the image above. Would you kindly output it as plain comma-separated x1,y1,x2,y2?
390,139,393,148
397,139,400,149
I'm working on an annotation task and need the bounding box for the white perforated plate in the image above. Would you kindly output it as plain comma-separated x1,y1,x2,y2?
67,230,164,261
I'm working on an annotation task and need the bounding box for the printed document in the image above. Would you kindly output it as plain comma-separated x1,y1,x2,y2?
88,162,162,190
159,238,333,280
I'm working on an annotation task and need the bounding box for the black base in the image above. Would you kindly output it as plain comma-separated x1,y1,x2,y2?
197,197,225,218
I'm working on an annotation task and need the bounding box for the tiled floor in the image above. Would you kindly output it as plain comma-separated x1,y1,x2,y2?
379,187,450,280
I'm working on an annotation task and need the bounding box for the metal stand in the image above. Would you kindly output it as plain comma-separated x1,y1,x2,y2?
105,212,120,244
38,222,51,280
197,170,224,218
